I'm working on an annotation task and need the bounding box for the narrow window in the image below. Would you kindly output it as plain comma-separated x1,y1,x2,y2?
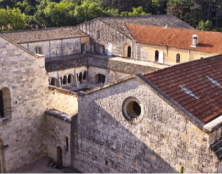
176,54,180,63
127,46,131,58
103,46,105,54
66,137,68,151
81,44,86,54
155,50,159,62
68,75,72,84
97,31,100,40
0,90,4,118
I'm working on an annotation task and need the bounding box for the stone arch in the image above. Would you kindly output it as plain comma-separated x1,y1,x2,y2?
0,88,11,118
95,74,105,84
50,77,59,87
68,74,74,84
124,44,131,58
63,76,67,85
83,71,87,81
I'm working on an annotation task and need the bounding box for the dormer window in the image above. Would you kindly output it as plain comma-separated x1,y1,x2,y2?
97,31,100,40
35,47,42,54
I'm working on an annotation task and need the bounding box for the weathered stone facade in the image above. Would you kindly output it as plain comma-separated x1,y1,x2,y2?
45,110,72,167
74,78,219,173
0,35,78,172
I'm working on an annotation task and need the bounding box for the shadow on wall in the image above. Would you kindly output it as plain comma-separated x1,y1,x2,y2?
72,83,177,173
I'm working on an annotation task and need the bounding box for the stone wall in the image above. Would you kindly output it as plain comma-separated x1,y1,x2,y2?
76,20,134,58
46,87,78,116
137,43,218,65
73,77,218,173
21,37,83,58
45,110,72,167
0,36,48,172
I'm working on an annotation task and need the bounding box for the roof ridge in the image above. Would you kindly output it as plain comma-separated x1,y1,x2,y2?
1,26,78,34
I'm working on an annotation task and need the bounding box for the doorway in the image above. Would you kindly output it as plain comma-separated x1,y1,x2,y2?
57,146,62,167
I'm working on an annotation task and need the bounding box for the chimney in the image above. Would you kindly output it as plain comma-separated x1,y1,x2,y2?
191,34,198,48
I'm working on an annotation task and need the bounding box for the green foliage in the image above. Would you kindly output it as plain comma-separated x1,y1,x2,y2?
1,0,222,32
120,6,151,17
0,7,25,31
196,20,213,31
179,166,184,173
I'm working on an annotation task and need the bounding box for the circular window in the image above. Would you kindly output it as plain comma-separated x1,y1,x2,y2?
122,97,144,123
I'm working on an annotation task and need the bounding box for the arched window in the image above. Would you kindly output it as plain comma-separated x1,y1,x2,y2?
124,44,131,58
83,71,87,80
176,54,180,63
50,78,56,86
63,76,67,85
127,46,131,58
97,31,100,40
95,74,105,84
35,47,42,54
155,50,159,62
0,88,11,118
79,72,82,84
68,75,72,84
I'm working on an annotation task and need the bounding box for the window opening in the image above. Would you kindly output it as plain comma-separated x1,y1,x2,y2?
97,31,100,40
0,90,4,118
51,78,56,86
81,44,86,54
35,47,42,54
103,46,105,54
66,137,68,151
176,54,180,63
155,50,159,62
96,74,105,84
127,46,131,58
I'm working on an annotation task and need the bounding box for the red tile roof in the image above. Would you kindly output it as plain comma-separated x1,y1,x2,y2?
126,24,222,54
143,54,222,124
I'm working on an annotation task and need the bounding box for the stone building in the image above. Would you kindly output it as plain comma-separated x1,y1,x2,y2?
1,14,222,173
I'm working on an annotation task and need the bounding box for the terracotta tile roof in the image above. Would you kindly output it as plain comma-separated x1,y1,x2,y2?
126,24,222,54
2,26,87,43
143,54,222,124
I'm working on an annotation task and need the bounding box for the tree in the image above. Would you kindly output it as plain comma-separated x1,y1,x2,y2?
196,20,213,31
120,6,151,16
0,7,25,31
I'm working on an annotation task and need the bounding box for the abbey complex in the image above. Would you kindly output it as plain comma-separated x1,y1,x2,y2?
1,14,222,173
